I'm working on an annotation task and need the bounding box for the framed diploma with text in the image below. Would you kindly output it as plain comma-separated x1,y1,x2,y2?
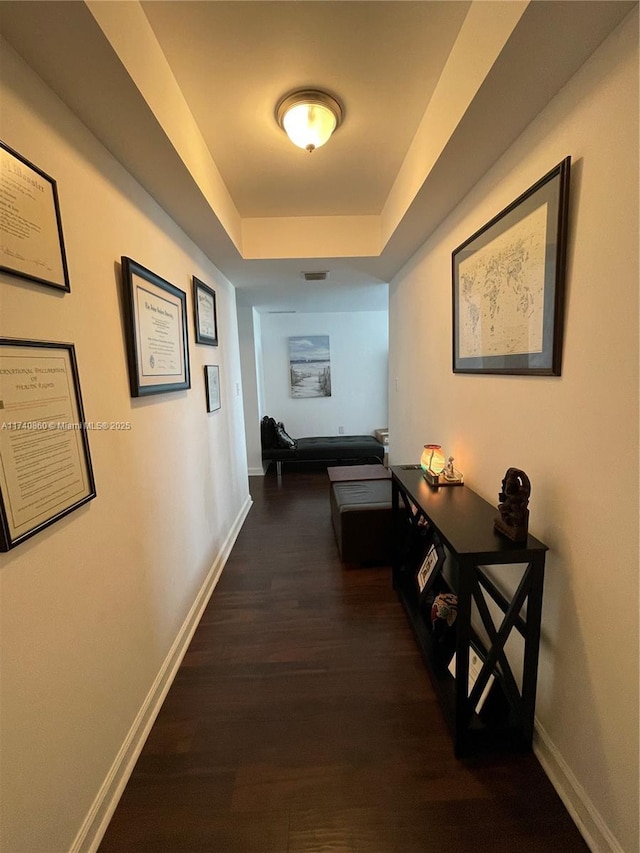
121,257,191,397
0,339,96,551
0,141,71,292
193,277,218,346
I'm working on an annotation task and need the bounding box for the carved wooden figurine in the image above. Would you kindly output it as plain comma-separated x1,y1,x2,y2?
494,467,531,542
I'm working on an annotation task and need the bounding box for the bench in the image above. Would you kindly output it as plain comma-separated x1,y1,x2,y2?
261,417,385,481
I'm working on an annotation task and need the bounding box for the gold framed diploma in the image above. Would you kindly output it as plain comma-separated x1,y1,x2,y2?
0,338,96,551
193,277,218,346
121,257,191,397
0,141,70,292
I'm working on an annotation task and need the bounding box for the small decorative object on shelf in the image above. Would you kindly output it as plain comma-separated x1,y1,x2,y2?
421,445,464,487
494,467,531,542
420,444,445,484
431,592,458,627
441,455,464,485
431,592,458,650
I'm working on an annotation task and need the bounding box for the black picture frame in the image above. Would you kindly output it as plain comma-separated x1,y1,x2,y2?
0,141,71,292
452,157,571,375
204,365,221,413
121,257,190,397
0,337,96,551
416,535,445,602
193,277,218,346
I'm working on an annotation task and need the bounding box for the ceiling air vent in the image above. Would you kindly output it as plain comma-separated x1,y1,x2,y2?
302,271,329,282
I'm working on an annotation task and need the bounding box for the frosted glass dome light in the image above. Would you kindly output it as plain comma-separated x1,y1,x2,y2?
276,89,343,153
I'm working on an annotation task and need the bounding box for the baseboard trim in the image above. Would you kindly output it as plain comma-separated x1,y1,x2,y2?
72,494,253,853
248,465,266,476
534,720,624,853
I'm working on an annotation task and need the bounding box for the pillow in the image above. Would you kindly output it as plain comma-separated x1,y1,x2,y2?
275,422,297,449
260,416,279,449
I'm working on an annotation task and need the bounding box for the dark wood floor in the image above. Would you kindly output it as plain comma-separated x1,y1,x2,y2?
99,467,587,852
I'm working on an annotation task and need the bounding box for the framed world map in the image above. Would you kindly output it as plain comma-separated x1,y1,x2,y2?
452,157,571,376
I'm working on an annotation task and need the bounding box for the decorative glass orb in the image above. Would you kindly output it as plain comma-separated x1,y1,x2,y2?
420,444,445,475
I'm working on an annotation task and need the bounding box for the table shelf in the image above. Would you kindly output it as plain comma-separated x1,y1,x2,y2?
391,465,547,757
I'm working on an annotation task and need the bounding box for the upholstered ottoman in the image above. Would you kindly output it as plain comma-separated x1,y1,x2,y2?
330,479,393,565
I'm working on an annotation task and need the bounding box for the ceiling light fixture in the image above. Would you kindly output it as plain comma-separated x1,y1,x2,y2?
276,89,343,153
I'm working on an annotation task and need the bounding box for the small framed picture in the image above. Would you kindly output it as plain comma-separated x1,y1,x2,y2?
416,536,445,600
121,257,190,397
193,277,218,346
448,647,496,714
205,365,221,412
0,141,71,292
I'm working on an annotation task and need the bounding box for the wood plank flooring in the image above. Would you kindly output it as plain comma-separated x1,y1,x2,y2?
99,467,588,852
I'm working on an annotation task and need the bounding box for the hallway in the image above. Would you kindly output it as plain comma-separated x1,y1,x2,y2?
99,469,588,852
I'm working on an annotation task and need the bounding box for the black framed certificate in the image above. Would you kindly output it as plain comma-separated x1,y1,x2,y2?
0,338,96,551
204,365,221,412
0,141,71,292
193,277,218,346
121,257,191,397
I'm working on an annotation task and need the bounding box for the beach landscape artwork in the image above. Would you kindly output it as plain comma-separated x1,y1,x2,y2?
289,335,331,398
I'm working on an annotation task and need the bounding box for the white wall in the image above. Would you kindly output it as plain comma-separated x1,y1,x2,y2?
254,308,265,417
237,301,264,474
389,11,638,853
260,310,388,439
0,41,250,853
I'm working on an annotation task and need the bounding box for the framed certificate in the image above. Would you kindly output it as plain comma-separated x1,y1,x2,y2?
204,365,221,413
0,338,96,551
193,277,218,346
0,141,71,292
121,257,190,397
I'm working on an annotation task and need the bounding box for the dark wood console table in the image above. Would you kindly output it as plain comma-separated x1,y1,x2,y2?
391,465,548,757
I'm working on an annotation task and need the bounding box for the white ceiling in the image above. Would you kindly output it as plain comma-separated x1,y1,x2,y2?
140,1,471,219
0,1,635,313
